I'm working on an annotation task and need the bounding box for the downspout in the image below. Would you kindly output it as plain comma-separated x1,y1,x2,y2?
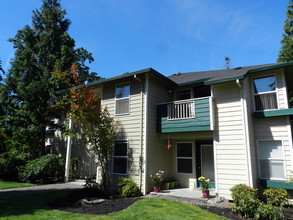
134,74,144,191
143,73,149,195
65,118,73,182
237,79,253,187
211,85,219,194
281,68,293,173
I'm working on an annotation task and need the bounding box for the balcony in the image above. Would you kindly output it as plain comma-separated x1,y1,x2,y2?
157,97,213,133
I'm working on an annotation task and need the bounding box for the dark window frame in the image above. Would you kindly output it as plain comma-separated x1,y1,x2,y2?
176,142,193,174
112,140,128,175
115,83,130,115
253,75,278,111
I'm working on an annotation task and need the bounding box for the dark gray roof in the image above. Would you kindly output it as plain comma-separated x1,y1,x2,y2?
58,62,293,95
167,62,293,86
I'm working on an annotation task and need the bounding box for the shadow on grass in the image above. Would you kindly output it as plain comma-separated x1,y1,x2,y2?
0,188,77,218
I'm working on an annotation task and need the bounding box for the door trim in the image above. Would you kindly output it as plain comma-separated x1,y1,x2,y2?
195,140,215,188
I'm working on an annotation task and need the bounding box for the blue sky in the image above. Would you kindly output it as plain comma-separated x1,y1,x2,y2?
0,0,288,79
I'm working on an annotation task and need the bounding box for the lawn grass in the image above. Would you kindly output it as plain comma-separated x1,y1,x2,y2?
0,192,227,220
0,181,35,189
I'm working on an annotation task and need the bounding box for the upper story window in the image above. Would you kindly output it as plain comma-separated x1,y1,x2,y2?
253,76,278,111
176,89,191,100
194,85,211,98
115,83,130,115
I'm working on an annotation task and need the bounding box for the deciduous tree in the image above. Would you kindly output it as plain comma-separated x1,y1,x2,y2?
65,65,119,192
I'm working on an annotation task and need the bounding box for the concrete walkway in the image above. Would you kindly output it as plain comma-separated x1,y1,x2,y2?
156,188,216,200
0,180,85,199
147,188,234,210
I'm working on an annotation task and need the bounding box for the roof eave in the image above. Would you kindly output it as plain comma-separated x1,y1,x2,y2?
56,67,177,95
205,61,293,85
245,61,293,75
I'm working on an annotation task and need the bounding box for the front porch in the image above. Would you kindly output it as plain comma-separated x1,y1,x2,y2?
155,188,216,200
148,187,227,206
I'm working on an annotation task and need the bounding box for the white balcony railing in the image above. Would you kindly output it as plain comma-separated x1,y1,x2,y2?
167,101,195,120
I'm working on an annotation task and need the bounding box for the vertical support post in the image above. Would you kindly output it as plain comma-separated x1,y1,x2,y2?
65,118,73,182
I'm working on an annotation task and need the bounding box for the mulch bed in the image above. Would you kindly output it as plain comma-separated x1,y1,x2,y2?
49,189,293,219
48,188,142,215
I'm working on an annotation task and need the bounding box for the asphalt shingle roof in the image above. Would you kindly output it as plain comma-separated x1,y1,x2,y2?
168,64,273,86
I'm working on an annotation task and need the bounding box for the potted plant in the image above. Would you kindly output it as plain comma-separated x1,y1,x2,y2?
150,170,164,192
198,176,210,198
164,182,170,190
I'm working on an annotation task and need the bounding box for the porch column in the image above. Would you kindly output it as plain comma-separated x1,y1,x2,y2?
65,118,73,182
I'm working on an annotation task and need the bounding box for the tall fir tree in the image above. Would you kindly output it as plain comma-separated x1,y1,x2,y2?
0,60,3,80
1,0,97,159
278,0,293,62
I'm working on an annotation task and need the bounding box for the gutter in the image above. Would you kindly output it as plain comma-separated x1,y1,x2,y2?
64,118,73,182
143,73,149,195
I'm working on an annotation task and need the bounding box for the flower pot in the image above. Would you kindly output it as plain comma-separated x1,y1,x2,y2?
174,181,179,188
164,182,170,190
154,186,160,193
202,190,210,198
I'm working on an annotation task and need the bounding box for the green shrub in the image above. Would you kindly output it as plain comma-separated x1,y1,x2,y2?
263,188,289,207
255,203,276,220
255,202,284,220
0,150,30,181
230,184,260,218
118,177,141,197
19,154,65,183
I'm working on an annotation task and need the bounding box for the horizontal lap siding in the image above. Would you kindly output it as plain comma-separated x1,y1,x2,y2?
102,77,145,190
276,70,287,109
213,82,248,200
159,98,211,133
249,70,291,184
146,75,173,192
254,117,292,179
47,117,95,178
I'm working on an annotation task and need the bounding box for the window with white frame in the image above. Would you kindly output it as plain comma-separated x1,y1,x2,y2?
115,83,130,115
177,143,193,174
112,140,128,174
258,140,285,179
176,89,191,100
253,76,278,111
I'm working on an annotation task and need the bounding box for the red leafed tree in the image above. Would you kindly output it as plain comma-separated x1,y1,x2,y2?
67,64,119,192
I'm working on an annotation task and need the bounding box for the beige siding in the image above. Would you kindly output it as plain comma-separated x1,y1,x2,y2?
46,117,96,178
102,76,145,191
242,77,258,187
246,69,291,186
213,82,249,199
145,74,173,192
253,117,292,179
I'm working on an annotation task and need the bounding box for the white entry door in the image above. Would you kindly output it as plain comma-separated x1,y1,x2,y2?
201,144,215,182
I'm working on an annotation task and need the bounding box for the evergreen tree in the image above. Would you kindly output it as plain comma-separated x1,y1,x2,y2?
1,0,97,159
0,60,4,80
278,0,293,62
